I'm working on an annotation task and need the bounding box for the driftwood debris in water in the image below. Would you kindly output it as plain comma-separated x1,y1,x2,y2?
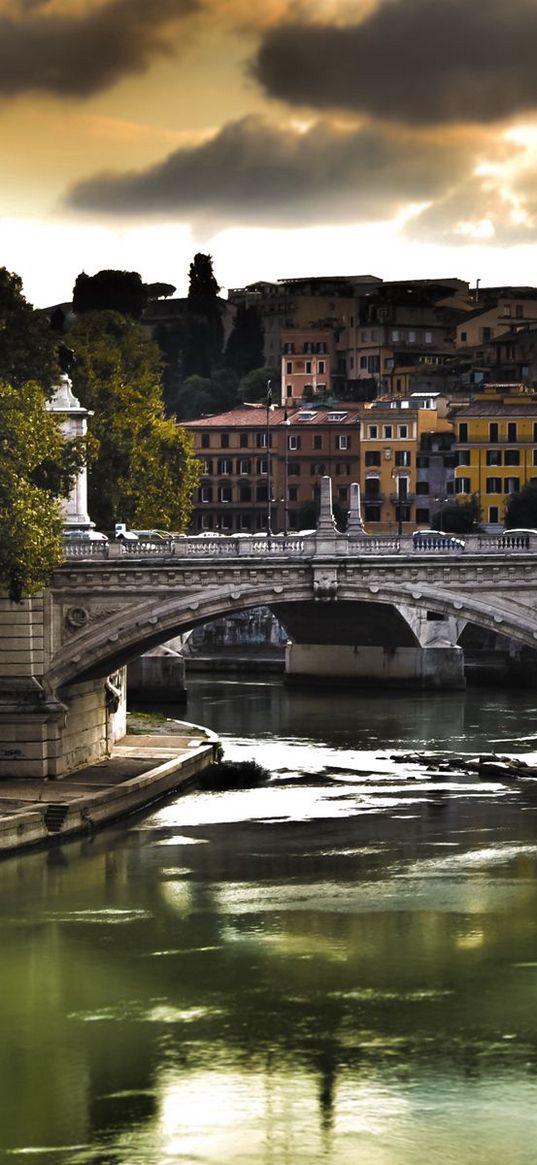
388,752,537,782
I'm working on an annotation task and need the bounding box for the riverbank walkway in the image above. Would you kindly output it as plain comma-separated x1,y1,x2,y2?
0,728,220,856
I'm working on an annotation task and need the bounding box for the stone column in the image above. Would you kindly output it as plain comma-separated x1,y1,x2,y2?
346,482,365,536
46,373,93,530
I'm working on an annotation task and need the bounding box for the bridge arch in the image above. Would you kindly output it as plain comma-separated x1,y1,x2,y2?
47,577,537,693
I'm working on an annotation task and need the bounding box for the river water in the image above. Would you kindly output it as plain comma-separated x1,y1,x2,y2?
2,678,537,1164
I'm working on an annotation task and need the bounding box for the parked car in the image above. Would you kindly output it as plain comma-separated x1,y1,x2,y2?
131,529,170,542
64,529,108,542
412,530,465,550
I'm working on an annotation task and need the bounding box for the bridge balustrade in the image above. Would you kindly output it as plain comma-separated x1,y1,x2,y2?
62,531,537,561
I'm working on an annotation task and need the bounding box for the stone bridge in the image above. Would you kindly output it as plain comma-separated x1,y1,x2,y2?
2,479,537,779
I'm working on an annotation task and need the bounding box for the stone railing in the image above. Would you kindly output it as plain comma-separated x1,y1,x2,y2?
63,531,537,561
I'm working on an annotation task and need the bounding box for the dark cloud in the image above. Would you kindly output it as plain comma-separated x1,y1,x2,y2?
0,0,199,97
254,0,537,126
65,114,487,228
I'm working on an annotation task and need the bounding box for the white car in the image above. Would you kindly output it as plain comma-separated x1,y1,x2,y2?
64,529,108,542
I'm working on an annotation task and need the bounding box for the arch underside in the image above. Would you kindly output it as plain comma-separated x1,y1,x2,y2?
49,581,537,691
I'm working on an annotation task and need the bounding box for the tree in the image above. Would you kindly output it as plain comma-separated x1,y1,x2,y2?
430,496,481,533
72,270,148,320
239,366,281,403
504,482,537,529
174,369,240,421
69,312,200,530
224,305,264,378
182,253,224,378
0,381,85,601
0,267,58,392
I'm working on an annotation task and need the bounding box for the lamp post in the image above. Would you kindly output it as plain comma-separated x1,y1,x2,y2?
266,380,273,536
284,412,290,535
392,472,403,536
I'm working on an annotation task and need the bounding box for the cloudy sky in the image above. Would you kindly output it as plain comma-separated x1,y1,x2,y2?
5,0,537,305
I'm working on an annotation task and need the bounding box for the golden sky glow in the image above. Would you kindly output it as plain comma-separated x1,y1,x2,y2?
4,0,537,304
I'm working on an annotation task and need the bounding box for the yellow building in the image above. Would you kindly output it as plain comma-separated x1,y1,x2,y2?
451,384,537,529
359,393,453,532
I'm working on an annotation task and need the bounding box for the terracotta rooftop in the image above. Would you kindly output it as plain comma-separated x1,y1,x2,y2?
183,405,364,427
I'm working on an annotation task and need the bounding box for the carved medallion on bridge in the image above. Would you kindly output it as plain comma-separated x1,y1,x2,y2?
64,604,122,636
313,566,338,602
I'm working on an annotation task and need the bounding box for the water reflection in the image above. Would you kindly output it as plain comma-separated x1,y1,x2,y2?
1,680,537,1162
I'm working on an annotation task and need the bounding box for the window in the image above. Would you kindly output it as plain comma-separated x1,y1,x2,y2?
458,450,470,466
360,356,368,369
256,432,271,448
416,508,430,524
201,459,213,474
516,304,524,319
486,449,502,466
337,435,350,450
286,384,292,397
257,458,268,475
456,477,471,494
239,459,251,475
398,505,411,522
221,433,229,448
288,462,300,476
313,434,323,450
504,449,520,466
218,458,232,475
365,477,381,497
364,505,381,522
318,360,325,373
361,330,368,342
200,486,212,503
395,450,411,467
425,331,432,344
482,327,492,342
383,425,393,439
239,515,252,530
283,342,294,354
289,434,301,451
459,422,468,442
507,422,517,441
256,484,268,502
311,462,326,475
505,477,520,493
306,361,312,374
286,361,293,374
486,477,502,493
416,481,429,495
408,330,416,343
239,433,249,448
336,462,351,475
489,422,499,442
489,506,499,523
218,485,232,503
338,486,348,503
416,455,429,468
460,331,467,342
239,484,251,502
533,449,537,467
201,433,210,449
398,425,408,438
391,329,400,341
368,425,378,439
288,486,298,502
365,450,381,467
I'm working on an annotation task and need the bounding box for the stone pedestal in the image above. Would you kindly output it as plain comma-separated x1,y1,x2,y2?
285,643,465,689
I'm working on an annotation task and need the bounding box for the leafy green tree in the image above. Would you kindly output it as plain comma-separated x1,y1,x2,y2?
70,312,200,530
504,482,537,529
182,253,224,378
0,267,58,392
0,381,85,601
239,366,281,403
73,270,148,320
174,369,240,420
430,495,481,533
224,305,264,378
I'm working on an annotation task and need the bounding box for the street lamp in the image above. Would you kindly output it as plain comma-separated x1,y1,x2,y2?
266,380,273,535
284,412,290,535
392,471,404,536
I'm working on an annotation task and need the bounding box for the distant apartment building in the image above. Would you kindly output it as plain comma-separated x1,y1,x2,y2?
358,393,453,532
280,327,335,404
183,404,362,533
451,384,537,529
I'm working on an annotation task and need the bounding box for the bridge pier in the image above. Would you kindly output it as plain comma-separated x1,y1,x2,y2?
284,644,465,689
0,592,126,778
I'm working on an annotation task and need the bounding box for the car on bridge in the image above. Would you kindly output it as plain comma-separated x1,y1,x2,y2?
412,530,465,551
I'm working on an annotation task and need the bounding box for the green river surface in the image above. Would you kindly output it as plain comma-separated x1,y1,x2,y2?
2,678,537,1164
